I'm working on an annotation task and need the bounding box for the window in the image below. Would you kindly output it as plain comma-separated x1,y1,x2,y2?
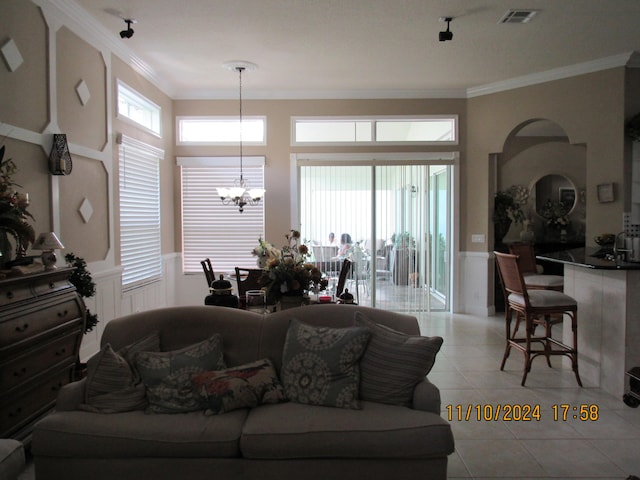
117,81,161,136
119,135,163,290
292,116,457,145
177,116,266,145
178,157,265,273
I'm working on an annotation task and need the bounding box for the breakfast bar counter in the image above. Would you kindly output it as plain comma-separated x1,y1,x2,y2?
536,248,640,398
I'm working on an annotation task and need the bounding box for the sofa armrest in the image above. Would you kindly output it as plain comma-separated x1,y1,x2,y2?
55,378,86,411
411,377,441,414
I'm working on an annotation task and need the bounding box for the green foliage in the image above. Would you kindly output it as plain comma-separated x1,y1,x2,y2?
65,253,99,333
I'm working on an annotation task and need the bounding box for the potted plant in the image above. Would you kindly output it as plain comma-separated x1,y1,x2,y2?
65,253,99,333
0,145,35,267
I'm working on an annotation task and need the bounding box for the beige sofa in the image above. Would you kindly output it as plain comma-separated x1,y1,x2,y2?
32,304,454,480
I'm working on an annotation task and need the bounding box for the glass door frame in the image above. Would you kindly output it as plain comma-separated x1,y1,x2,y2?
290,152,459,313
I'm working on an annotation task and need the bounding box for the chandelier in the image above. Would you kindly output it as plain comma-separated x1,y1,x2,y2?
217,61,265,213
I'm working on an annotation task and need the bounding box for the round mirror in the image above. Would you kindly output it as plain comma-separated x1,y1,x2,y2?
531,174,576,217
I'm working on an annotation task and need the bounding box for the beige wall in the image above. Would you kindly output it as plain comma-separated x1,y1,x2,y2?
466,68,628,251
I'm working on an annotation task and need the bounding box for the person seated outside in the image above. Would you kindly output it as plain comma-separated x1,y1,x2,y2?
325,232,337,246
337,233,352,257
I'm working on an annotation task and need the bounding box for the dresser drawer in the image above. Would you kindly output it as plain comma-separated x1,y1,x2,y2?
0,330,81,392
0,366,73,437
0,296,84,349
0,282,35,306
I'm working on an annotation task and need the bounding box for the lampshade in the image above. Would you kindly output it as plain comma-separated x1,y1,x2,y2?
49,134,73,175
33,232,65,251
33,232,65,270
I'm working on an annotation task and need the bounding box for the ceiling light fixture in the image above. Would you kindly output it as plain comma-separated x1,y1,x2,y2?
120,19,136,39
217,61,264,213
439,17,453,42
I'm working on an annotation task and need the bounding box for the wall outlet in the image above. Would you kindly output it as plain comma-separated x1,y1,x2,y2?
471,234,485,243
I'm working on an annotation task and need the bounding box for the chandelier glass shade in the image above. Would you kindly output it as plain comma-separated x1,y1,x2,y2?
217,62,264,213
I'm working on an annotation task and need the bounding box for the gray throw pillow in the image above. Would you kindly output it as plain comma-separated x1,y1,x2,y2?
355,312,443,407
281,319,370,409
80,331,160,413
136,334,226,413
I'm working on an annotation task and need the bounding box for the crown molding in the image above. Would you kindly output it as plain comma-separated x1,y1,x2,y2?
467,52,636,98
39,0,175,97
173,88,468,101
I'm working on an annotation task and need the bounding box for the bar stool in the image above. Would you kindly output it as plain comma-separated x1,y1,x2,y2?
494,251,581,387
508,242,563,291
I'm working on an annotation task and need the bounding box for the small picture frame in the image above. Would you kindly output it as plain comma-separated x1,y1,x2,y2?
558,187,576,208
597,183,614,203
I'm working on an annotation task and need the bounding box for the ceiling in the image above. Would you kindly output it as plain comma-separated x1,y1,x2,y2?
70,0,640,99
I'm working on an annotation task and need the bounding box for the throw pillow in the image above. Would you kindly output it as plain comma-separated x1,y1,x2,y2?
280,319,370,409
79,331,160,413
136,334,226,413
355,312,443,407
192,358,286,415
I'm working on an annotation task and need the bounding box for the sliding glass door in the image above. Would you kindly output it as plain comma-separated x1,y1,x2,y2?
298,158,453,312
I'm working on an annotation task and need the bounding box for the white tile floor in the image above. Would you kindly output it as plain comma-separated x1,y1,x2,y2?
416,311,640,479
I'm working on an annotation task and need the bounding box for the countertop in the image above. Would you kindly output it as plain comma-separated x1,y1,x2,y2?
536,247,640,270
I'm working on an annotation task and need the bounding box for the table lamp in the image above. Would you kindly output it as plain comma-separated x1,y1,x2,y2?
33,232,65,270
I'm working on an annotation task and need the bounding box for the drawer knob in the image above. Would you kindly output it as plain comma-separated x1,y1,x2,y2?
6,290,14,299
15,323,29,333
55,347,67,356
51,381,64,392
57,309,69,318
13,367,27,377
49,282,56,289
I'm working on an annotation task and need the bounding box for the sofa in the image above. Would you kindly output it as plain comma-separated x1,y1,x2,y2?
32,304,454,480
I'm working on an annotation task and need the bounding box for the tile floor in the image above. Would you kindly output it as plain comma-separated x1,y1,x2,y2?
417,311,640,479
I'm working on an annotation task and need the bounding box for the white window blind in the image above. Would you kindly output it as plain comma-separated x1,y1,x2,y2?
119,136,163,290
179,157,265,274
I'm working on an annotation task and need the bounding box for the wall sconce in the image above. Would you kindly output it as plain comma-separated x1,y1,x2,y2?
33,232,65,270
49,134,73,175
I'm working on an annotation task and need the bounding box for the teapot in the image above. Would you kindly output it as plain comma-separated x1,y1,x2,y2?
338,288,355,304
205,274,239,307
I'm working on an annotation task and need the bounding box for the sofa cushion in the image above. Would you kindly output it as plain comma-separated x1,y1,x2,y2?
240,401,455,459
31,409,246,458
355,312,443,407
192,359,286,415
280,319,370,409
80,331,160,413
136,334,226,413
0,439,25,480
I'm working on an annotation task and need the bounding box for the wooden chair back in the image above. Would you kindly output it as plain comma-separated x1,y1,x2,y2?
494,252,528,301
201,258,215,287
508,242,538,274
335,259,352,297
235,267,265,299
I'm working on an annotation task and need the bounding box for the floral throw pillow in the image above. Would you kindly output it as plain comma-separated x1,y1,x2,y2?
192,358,286,415
280,319,370,409
136,334,226,413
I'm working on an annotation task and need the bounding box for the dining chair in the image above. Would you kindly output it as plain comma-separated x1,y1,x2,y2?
200,258,215,288
508,242,564,291
335,259,352,298
494,251,581,387
235,267,265,308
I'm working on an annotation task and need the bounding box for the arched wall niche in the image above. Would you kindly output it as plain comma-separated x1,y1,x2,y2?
497,118,587,245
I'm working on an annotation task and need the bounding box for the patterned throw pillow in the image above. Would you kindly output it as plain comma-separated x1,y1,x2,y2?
280,319,370,409
192,358,286,415
80,331,160,413
136,335,226,413
355,312,443,407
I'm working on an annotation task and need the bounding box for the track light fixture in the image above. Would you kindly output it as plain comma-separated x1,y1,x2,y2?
439,17,453,42
120,19,136,39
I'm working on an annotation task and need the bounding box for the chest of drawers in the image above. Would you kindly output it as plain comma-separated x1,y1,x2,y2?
0,268,85,441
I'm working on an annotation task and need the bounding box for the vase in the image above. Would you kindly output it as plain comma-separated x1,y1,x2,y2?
519,226,535,244
277,294,307,310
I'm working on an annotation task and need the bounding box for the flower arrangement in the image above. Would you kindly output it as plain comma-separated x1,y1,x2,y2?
1,145,35,264
257,230,328,304
540,199,570,229
493,187,527,225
